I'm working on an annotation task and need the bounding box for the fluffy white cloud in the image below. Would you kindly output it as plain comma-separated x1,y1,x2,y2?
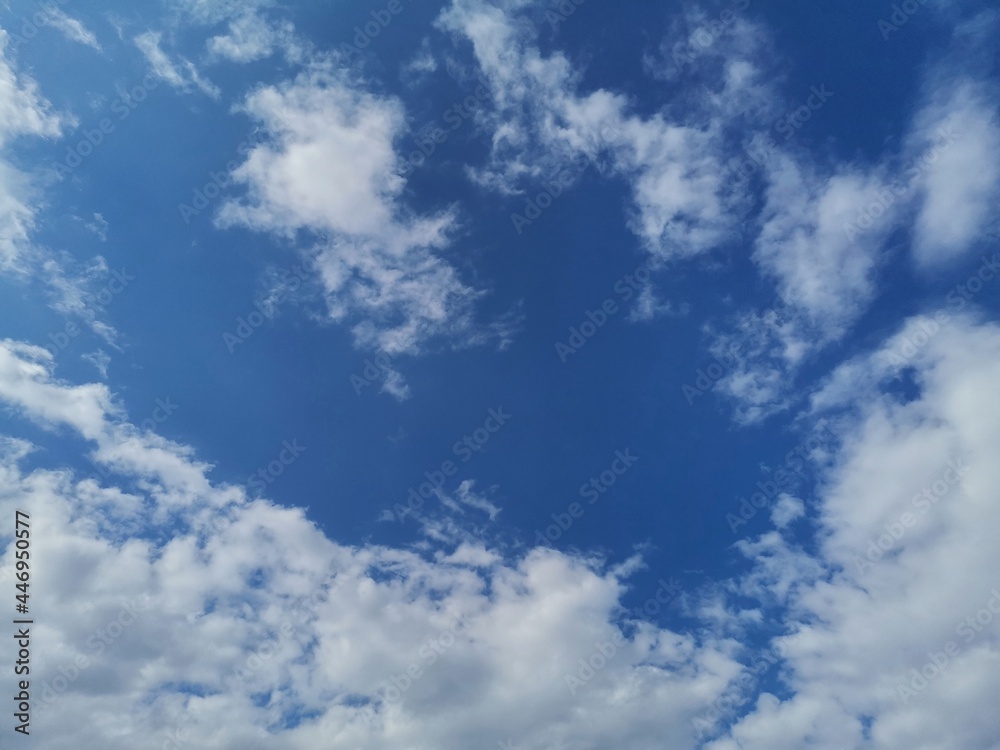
437,1,999,425
907,80,1000,267
436,0,772,260
754,155,894,338
0,338,743,750
5,314,1000,748
206,12,300,63
709,77,997,421
707,314,1000,748
217,68,495,355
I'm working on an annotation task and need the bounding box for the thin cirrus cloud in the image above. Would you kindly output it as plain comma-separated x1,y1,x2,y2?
37,8,102,51
134,30,221,98
0,31,123,341
0,31,66,273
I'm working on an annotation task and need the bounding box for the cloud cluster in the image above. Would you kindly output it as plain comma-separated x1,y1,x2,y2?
437,1,1000,421
0,338,746,750
3,308,1000,748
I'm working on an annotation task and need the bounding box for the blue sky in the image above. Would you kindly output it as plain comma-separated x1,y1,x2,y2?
1,1,999,748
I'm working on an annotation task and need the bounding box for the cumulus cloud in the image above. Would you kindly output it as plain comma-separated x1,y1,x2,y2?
4,315,1000,748
206,12,301,63
754,155,895,338
705,314,1000,748
0,338,744,750
436,0,774,260
217,68,495,355
906,80,1000,267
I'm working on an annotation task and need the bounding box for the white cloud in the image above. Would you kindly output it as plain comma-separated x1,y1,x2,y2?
0,338,743,749
708,63,999,421
0,31,65,273
206,12,300,63
436,0,775,260
769,494,804,530
907,80,1000,267
2,313,1000,749
170,0,275,26
40,254,121,345
0,32,128,353
754,154,894,338
436,1,999,426
38,8,102,50
404,38,439,78
82,349,111,379
134,31,220,98
708,314,1000,748
217,69,493,355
